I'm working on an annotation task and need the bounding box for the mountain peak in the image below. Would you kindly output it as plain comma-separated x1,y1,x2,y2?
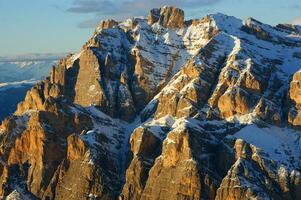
147,6,184,29
1,6,301,200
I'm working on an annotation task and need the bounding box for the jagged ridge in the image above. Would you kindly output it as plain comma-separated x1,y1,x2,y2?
0,6,301,200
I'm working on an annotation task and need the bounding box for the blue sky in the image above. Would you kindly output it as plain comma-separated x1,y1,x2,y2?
0,0,300,56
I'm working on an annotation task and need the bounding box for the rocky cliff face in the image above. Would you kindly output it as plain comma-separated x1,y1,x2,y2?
1,6,301,200
289,70,301,127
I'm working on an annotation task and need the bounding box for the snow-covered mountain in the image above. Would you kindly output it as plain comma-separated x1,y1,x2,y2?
1,6,301,200
0,54,66,121
0,53,67,83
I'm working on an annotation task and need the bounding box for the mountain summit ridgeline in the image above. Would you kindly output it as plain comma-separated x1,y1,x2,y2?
1,6,301,200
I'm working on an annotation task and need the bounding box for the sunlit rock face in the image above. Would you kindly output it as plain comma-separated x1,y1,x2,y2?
0,55,61,122
288,70,301,127
1,5,301,200
147,6,185,29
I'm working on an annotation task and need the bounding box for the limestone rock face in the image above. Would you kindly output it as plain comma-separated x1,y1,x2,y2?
0,99,96,198
289,71,301,105
216,139,301,200
121,117,239,200
43,134,118,200
242,18,272,41
141,129,201,200
73,49,105,107
148,6,184,29
139,33,233,120
121,127,161,200
217,87,251,118
0,99,125,199
97,19,118,30
289,70,301,127
1,6,301,200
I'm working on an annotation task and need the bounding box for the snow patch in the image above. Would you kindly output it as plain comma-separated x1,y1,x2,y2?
232,124,301,169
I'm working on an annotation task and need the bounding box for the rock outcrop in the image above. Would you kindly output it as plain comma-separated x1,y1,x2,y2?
289,70,301,127
216,139,301,200
148,6,184,29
